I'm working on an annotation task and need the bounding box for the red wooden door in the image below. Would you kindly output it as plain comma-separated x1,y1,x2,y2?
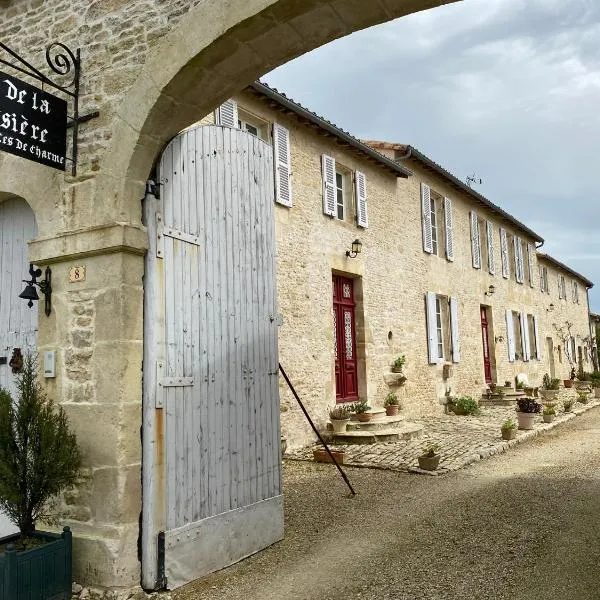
480,306,492,384
333,275,359,403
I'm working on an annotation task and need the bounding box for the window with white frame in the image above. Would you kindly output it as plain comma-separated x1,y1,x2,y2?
421,184,453,261
558,274,566,300
539,265,549,293
506,309,541,362
572,280,579,304
527,314,539,359
513,311,523,360
335,168,352,222
322,155,368,227
425,293,460,364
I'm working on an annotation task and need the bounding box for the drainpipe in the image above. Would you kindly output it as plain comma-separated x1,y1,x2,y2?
535,240,544,250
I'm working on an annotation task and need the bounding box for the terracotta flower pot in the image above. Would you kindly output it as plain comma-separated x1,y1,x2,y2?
313,449,345,464
564,380,574,389
501,428,517,440
418,454,440,471
516,411,536,430
385,404,399,416
330,418,350,434
542,413,555,423
357,413,372,422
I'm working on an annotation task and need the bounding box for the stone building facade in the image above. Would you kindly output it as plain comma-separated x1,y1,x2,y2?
207,85,594,450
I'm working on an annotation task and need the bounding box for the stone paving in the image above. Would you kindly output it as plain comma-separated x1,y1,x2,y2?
287,390,600,476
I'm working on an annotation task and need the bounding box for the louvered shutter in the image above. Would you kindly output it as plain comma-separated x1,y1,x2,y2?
506,309,516,362
322,154,336,217
426,292,440,364
273,123,292,207
520,311,530,361
355,171,368,228
486,221,495,274
500,228,509,279
443,197,454,261
450,296,460,363
470,211,481,269
533,315,542,360
514,236,523,283
215,99,238,128
527,243,535,287
421,183,433,253
558,275,563,299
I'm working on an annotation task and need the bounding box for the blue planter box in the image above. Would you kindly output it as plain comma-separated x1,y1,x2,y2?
0,526,72,600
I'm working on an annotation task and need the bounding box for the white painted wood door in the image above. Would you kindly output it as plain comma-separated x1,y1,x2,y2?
142,125,282,590
0,197,38,537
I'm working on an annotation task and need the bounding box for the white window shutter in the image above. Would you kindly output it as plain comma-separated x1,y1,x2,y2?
487,221,495,274
506,309,516,362
355,171,368,228
215,99,238,128
470,211,481,269
421,183,433,254
514,236,523,283
322,154,336,217
272,123,292,207
520,311,530,361
533,315,542,360
500,228,509,279
443,197,454,261
558,275,563,299
450,296,460,363
426,292,440,364
565,338,571,362
527,243,535,288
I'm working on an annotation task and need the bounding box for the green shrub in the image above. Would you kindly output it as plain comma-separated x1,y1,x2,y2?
384,392,399,406
392,355,406,370
421,443,440,457
0,355,81,537
543,403,556,416
453,396,480,416
351,400,370,414
501,418,517,430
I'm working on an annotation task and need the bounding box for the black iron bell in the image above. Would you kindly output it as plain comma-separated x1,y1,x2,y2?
19,284,39,307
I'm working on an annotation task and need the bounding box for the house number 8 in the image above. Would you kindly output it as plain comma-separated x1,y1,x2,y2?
68,266,86,282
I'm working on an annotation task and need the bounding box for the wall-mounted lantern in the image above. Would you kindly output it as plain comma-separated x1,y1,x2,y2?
484,284,495,297
345,238,362,259
495,335,505,343
19,264,52,316
547,303,555,312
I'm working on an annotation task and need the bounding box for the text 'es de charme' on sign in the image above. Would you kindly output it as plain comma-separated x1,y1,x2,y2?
0,71,67,170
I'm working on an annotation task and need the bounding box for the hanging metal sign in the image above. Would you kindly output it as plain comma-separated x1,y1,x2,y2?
0,71,67,170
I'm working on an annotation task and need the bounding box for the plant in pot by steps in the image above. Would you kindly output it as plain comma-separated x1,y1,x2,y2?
577,390,590,405
352,400,372,422
542,403,557,424
0,354,82,600
391,355,406,374
450,395,480,416
384,392,400,416
563,398,574,413
329,405,352,434
564,367,575,389
591,371,600,398
515,397,542,430
418,443,441,471
539,373,560,401
500,418,517,440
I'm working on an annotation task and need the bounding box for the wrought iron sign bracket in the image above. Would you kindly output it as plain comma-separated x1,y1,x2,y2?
0,41,99,176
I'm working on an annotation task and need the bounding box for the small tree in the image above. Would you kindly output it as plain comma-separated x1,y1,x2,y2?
0,354,81,538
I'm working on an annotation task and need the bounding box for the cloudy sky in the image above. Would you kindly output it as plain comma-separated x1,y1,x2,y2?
264,0,600,312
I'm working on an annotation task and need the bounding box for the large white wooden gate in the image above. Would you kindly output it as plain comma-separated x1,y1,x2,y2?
0,197,38,537
142,125,283,590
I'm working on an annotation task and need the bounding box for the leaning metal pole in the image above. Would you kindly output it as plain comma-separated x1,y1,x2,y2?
278,363,356,497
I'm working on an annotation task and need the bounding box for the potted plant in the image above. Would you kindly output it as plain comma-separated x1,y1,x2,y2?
504,380,512,389
418,443,441,471
563,398,574,412
577,390,589,405
542,403,557,423
574,369,591,391
391,355,406,373
384,392,400,416
352,400,372,422
515,397,542,430
539,373,560,401
515,378,525,391
450,395,479,416
500,418,517,440
564,367,575,389
592,372,600,398
0,354,81,600
329,405,352,434
313,446,345,464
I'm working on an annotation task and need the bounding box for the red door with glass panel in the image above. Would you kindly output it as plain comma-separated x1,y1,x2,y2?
333,275,359,403
480,306,492,384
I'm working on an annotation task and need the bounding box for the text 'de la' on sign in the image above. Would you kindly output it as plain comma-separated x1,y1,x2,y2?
0,71,68,171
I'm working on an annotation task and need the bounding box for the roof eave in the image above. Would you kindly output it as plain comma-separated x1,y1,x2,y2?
537,253,594,288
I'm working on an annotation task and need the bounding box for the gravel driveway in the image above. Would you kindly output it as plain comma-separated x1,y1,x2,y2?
175,406,600,600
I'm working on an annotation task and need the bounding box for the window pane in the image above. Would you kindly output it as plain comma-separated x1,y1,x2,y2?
336,172,344,220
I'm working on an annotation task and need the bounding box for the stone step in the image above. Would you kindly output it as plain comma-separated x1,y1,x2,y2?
331,423,423,445
480,396,517,407
327,414,405,432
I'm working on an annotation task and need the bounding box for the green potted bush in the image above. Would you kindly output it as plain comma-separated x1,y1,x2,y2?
500,418,517,440
450,396,479,416
391,355,406,374
515,397,542,430
329,404,352,434
384,392,400,416
591,371,600,398
351,400,372,422
539,373,560,401
577,390,589,405
418,443,441,471
0,354,81,600
563,398,574,412
542,403,557,424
